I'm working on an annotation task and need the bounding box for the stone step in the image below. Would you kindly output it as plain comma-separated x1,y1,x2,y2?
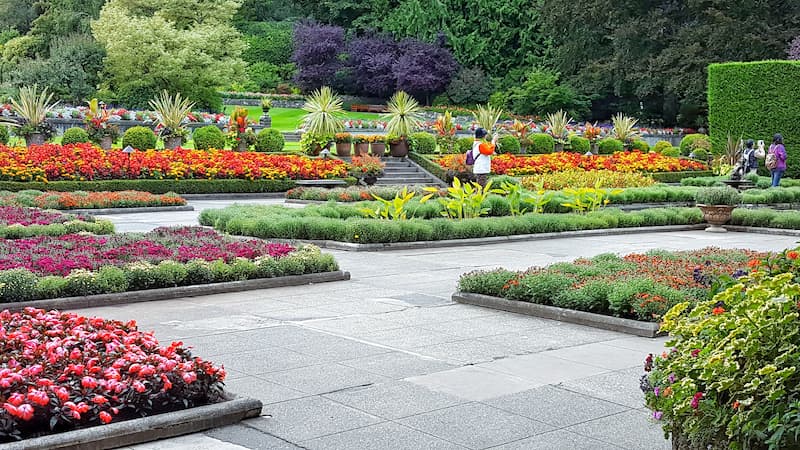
375,177,433,185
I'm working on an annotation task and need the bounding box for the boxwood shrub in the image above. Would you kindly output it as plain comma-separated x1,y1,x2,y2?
497,135,521,154
569,135,591,154
255,128,285,152
410,132,437,153
597,138,624,154
529,133,554,154
62,127,91,145
193,125,226,150
123,126,157,150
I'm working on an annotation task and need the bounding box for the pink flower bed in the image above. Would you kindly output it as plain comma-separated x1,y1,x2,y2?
0,308,225,442
0,206,87,227
0,226,294,276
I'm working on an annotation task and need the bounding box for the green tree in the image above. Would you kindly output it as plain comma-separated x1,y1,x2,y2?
92,0,246,110
0,0,37,34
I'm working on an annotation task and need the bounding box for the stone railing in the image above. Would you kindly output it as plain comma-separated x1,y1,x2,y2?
45,118,268,136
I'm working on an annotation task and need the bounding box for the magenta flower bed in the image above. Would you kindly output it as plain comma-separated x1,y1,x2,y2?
0,206,88,226
0,308,226,442
0,226,294,276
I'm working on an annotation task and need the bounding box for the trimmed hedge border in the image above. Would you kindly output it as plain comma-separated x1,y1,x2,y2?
62,205,194,215
0,179,297,194
1,396,262,450
0,219,114,238
452,292,662,338
0,270,351,312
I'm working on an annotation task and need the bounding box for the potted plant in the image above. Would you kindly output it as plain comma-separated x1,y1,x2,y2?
352,135,370,156
348,155,385,186
260,98,272,127
10,85,58,147
611,113,639,150
334,132,352,155
583,122,603,154
301,86,344,156
149,91,195,150
382,91,422,157
511,119,531,153
369,134,386,156
545,110,571,152
695,186,741,232
84,98,120,150
226,107,256,151
434,111,457,154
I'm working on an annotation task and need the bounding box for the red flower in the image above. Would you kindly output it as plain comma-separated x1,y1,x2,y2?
81,376,98,389
92,395,107,405
712,306,726,315
691,349,701,357
7,393,24,407
99,411,112,424
17,404,34,421
788,251,798,260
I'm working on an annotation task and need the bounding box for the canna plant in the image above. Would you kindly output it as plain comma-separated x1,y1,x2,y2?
421,177,494,219
359,187,416,220
560,180,623,213
493,179,552,215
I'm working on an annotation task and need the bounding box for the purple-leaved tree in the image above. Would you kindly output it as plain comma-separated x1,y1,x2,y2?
348,35,400,98
292,22,345,91
788,36,800,60
393,38,459,104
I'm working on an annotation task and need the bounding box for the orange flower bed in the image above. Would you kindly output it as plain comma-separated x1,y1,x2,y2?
30,191,186,210
435,151,708,176
0,144,348,182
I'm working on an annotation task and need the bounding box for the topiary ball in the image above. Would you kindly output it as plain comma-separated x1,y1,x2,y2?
61,127,91,145
497,135,521,154
193,125,226,150
122,126,157,150
456,137,474,154
410,132,437,153
0,125,9,145
679,134,710,156
529,133,555,154
569,135,591,153
254,128,285,152
652,140,673,154
662,147,681,157
631,139,650,152
597,137,624,154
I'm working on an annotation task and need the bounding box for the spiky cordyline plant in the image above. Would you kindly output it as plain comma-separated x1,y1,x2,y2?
545,109,572,141
10,85,57,127
473,104,503,133
383,91,423,138
302,86,345,136
149,91,195,133
611,113,639,143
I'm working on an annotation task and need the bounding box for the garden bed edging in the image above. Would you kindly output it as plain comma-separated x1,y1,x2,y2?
452,292,663,338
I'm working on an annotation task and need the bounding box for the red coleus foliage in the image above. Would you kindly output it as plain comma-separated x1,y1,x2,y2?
0,206,89,227
0,308,226,442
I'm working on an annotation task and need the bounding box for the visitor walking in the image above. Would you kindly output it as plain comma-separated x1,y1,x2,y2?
742,139,758,174
471,128,497,188
767,133,787,187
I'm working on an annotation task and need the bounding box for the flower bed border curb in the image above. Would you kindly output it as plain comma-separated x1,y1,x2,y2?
452,292,663,338
280,224,707,252
0,396,263,450
182,192,286,200
1,271,351,312
61,205,195,215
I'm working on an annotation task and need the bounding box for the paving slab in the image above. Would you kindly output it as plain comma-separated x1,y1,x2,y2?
247,396,382,442
323,381,466,419
301,421,467,450
566,409,671,450
258,363,390,396
559,367,649,409
541,342,649,371
488,430,624,450
205,424,303,450
406,366,542,401
222,377,307,406
338,351,457,379
398,402,554,449
480,352,611,385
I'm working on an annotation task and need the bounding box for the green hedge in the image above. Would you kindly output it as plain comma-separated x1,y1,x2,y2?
650,170,713,183
0,179,297,194
200,205,704,244
0,245,339,303
732,209,800,229
708,61,800,178
409,152,447,182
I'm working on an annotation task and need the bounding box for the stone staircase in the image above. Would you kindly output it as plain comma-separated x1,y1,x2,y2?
341,157,445,187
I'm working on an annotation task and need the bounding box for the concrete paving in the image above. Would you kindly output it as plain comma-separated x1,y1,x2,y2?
93,202,798,449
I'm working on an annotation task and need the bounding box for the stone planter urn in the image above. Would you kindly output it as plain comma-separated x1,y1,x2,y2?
26,133,45,147
371,142,386,156
389,140,408,157
259,114,272,128
99,136,113,150
237,140,249,152
335,142,352,156
554,142,564,152
354,142,370,156
362,174,378,186
697,204,735,233
164,136,182,150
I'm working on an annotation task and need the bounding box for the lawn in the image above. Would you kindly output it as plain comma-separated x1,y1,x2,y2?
222,106,384,132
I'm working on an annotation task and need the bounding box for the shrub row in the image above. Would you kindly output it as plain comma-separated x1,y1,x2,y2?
0,179,296,194
0,219,114,239
200,205,704,244
681,175,800,189
0,245,338,302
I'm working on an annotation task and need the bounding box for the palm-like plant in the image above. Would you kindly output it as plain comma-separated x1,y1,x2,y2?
302,86,345,136
149,91,195,138
473,104,503,133
383,91,423,138
545,110,571,143
611,113,639,143
11,85,57,129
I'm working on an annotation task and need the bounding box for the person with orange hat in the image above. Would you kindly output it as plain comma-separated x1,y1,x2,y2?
471,128,497,188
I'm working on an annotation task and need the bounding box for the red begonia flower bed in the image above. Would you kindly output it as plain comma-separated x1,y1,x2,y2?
0,308,225,442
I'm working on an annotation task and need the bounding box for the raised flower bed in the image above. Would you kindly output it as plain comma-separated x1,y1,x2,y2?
0,226,340,302
0,144,348,182
0,206,113,238
0,307,229,443
0,190,186,210
434,151,708,176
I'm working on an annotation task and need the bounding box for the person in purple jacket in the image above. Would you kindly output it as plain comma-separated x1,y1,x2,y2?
768,133,787,187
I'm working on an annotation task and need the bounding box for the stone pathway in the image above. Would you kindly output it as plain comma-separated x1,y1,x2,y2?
85,203,797,449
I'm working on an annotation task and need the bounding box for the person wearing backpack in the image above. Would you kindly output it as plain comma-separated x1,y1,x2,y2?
766,133,787,187
469,128,497,188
